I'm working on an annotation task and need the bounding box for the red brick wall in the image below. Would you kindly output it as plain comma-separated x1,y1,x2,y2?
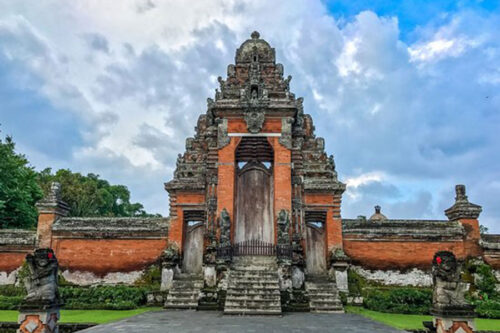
343,239,466,270
0,252,26,273
52,238,167,274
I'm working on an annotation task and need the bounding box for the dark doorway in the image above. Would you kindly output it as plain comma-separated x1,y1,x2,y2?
234,137,274,244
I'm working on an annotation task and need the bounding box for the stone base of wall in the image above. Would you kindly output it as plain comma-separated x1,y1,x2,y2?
352,265,432,287
60,270,144,286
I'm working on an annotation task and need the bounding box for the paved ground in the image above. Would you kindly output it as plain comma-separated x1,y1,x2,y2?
78,310,405,332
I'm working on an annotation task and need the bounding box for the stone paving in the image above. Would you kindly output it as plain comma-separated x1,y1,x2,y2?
78,310,406,332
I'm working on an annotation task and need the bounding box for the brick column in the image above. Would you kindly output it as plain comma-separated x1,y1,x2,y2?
445,185,482,258
269,137,292,244
35,183,69,249
217,137,240,226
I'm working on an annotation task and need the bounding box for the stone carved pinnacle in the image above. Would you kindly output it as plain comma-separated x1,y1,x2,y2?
444,184,482,221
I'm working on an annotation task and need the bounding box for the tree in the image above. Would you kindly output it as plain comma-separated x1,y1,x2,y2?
0,135,43,229
37,168,160,218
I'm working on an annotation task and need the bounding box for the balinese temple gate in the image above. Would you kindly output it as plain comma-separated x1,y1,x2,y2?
163,32,347,314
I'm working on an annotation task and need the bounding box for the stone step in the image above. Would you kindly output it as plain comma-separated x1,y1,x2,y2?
230,272,278,278
224,308,282,315
225,300,281,308
226,289,281,296
227,284,280,290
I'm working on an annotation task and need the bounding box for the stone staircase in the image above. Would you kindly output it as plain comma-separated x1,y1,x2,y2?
164,277,203,310
224,256,282,315
305,277,344,313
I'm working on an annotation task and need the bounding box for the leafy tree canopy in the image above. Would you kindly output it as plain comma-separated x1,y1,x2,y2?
1,133,160,229
0,135,43,229
37,168,160,218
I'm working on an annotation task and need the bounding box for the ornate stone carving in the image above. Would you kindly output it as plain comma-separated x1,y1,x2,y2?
22,249,61,309
244,109,265,134
161,243,180,269
217,118,230,148
431,251,474,316
277,209,291,245
445,185,482,221
279,117,293,149
219,209,231,247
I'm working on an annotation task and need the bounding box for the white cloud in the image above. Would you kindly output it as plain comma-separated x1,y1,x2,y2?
0,1,499,232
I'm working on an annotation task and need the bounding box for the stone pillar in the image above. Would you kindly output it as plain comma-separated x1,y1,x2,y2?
160,244,180,291
329,248,350,293
35,183,69,249
433,317,476,333
444,185,482,258
18,248,62,333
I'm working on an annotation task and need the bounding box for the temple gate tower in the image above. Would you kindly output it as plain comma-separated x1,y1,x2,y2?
164,32,346,313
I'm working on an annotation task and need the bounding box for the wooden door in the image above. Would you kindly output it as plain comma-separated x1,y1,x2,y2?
182,221,204,275
235,161,273,244
305,222,327,275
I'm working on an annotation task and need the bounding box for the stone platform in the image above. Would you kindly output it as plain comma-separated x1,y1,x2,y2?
77,310,405,332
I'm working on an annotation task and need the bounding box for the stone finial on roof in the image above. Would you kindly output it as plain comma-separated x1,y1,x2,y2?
369,205,387,221
445,184,482,221
35,181,69,216
251,31,260,39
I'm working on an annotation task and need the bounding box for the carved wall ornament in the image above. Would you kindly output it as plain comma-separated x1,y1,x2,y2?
277,209,291,245
217,118,230,148
219,208,231,247
279,117,293,149
244,109,265,134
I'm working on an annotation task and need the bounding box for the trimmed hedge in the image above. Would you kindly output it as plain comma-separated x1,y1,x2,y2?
60,286,150,310
476,299,500,319
0,285,152,310
364,288,432,315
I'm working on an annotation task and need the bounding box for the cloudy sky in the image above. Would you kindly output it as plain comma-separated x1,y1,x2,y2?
0,0,499,232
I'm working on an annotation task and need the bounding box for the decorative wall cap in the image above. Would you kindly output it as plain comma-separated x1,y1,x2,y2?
480,234,500,250
35,182,70,216
445,185,482,221
0,229,36,246
342,219,465,239
52,217,169,234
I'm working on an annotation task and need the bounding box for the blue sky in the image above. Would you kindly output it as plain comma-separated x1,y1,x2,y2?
0,0,499,232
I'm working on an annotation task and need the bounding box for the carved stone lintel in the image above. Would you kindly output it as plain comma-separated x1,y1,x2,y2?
279,117,293,149
244,108,265,134
217,119,230,148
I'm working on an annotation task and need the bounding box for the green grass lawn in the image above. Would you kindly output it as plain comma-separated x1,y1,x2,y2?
346,306,500,331
0,307,161,324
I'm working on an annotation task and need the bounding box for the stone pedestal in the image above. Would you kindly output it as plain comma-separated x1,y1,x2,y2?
160,267,174,291
18,308,60,333
332,262,349,292
433,316,476,333
203,265,217,288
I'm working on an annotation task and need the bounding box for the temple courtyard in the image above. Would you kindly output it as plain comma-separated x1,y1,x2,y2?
78,310,404,333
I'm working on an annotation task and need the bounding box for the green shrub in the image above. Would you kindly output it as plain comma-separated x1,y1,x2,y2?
134,265,161,289
475,299,500,319
364,288,432,314
60,285,150,310
475,264,498,297
0,285,25,297
0,296,23,310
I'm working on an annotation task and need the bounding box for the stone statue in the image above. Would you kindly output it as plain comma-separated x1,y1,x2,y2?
219,208,231,247
22,249,61,308
277,209,290,245
162,243,180,269
431,251,472,315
